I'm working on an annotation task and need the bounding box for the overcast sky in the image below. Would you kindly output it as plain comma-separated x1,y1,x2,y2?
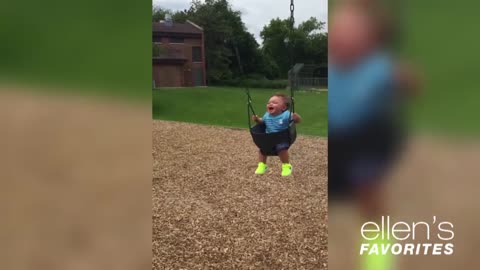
153,0,328,44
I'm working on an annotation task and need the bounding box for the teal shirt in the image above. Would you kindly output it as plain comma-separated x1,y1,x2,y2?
263,110,291,133
329,51,396,133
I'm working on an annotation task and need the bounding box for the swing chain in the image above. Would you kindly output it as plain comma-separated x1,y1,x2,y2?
289,0,295,114
290,0,294,27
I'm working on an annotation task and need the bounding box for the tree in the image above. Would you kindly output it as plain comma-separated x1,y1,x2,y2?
260,18,291,77
152,6,189,22
297,18,327,64
153,0,258,83
152,7,171,22
153,1,327,81
227,30,260,77
261,17,327,78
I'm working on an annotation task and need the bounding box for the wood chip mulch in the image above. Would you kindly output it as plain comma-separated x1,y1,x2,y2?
153,120,328,269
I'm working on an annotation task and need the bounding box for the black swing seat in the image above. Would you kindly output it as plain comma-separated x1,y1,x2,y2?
250,121,297,156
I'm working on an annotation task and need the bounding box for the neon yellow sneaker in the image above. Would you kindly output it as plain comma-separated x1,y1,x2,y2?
255,162,267,175
360,237,394,270
281,163,292,176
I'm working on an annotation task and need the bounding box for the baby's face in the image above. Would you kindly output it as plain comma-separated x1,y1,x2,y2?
330,5,377,66
266,96,287,115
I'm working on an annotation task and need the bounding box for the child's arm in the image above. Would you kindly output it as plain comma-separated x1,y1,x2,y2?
292,113,302,123
252,115,264,124
394,62,422,97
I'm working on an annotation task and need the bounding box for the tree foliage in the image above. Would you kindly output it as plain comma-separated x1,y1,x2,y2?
153,0,327,82
261,17,327,76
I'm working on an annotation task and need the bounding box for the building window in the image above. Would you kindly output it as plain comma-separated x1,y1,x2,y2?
152,43,165,57
169,37,184,43
192,46,202,62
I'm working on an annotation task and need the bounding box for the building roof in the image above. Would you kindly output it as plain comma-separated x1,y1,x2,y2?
152,20,203,34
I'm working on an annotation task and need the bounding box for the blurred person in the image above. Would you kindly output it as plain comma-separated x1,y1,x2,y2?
328,0,420,269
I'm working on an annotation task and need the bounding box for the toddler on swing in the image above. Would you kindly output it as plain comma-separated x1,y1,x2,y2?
251,93,301,176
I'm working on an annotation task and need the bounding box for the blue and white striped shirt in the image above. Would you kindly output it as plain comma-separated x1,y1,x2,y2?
262,110,291,133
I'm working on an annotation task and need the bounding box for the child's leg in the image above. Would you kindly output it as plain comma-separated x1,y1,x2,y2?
258,150,267,163
356,182,386,219
356,182,394,270
278,149,289,163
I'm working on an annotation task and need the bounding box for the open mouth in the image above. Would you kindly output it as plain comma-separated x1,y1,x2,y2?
268,106,274,111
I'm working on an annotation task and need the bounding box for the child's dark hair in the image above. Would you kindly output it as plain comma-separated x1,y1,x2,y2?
273,92,291,109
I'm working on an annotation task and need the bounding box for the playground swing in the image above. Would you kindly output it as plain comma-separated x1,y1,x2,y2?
246,87,297,156
239,0,298,156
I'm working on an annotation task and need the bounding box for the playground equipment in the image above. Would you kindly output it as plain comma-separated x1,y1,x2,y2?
242,0,298,156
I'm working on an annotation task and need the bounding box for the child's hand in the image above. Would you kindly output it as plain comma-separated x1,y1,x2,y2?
292,113,302,123
252,115,261,123
395,62,422,97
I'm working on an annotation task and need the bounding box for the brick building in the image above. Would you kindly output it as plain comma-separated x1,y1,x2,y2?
152,19,206,87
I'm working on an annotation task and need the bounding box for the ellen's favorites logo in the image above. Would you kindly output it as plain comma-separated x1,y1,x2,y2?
360,216,454,256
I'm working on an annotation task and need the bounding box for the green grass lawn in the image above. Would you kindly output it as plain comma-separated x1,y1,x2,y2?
153,87,328,137
393,2,480,136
